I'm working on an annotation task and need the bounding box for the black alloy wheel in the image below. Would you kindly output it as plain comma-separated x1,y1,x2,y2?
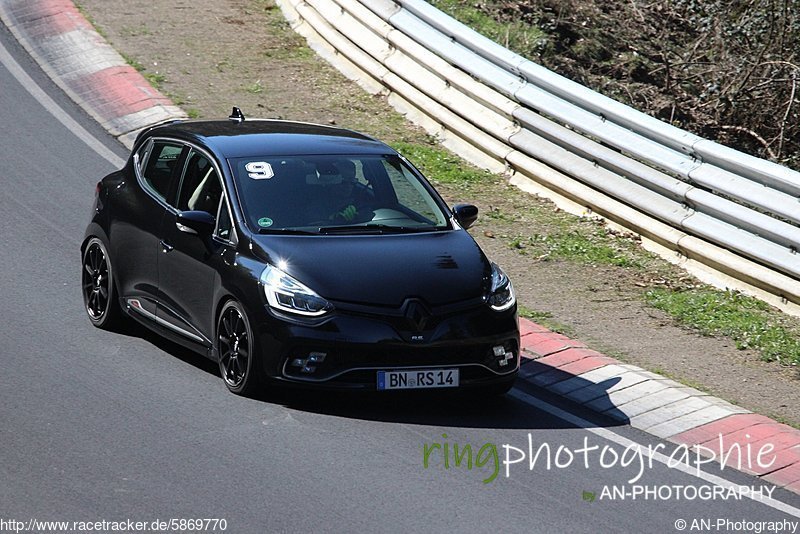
217,301,261,395
82,237,121,329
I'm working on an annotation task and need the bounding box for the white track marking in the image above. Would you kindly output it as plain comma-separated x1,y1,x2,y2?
0,38,125,169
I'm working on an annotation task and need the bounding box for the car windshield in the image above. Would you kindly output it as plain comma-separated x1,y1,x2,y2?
229,154,451,233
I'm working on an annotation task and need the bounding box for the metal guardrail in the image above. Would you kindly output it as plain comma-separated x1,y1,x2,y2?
277,0,800,307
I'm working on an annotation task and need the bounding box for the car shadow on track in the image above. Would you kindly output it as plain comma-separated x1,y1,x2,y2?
260,380,630,431
112,318,221,375
118,319,630,431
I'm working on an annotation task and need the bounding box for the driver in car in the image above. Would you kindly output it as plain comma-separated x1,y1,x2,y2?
321,160,373,222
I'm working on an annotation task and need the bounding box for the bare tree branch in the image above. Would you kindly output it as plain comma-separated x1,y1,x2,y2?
718,125,778,160
777,69,797,159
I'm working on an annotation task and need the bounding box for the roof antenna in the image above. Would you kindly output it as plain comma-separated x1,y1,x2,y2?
229,106,245,123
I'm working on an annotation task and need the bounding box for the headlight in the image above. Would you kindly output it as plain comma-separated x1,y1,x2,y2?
260,264,332,317
487,262,515,312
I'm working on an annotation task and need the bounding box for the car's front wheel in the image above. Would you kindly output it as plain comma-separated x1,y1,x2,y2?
217,300,263,395
81,237,122,330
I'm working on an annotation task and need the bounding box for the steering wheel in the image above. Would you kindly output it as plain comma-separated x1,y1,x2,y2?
329,203,376,224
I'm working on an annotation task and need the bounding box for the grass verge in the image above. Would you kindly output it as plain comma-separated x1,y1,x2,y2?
646,288,800,366
517,304,577,338
429,0,546,53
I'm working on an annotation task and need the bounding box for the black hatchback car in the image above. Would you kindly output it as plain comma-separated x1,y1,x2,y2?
82,110,519,395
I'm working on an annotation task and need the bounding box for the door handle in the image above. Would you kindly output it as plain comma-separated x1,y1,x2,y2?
159,240,174,253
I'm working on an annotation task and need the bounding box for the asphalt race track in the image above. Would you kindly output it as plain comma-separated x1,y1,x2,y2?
1,23,799,533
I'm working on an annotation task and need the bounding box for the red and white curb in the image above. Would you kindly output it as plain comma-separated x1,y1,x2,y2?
3,0,798,501
519,317,800,496
0,0,185,148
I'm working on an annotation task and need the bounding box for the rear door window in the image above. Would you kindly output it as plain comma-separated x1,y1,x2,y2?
139,141,183,202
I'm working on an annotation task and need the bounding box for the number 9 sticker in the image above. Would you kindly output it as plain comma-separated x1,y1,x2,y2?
245,161,274,180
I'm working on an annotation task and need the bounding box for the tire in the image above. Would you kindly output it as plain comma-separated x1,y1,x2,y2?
217,300,263,395
81,237,123,330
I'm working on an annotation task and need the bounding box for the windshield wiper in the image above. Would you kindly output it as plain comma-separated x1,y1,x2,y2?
317,224,444,234
257,228,319,235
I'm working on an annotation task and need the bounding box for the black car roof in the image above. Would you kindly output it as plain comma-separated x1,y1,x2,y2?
144,119,394,158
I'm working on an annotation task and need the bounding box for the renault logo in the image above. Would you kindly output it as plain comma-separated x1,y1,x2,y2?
403,299,431,332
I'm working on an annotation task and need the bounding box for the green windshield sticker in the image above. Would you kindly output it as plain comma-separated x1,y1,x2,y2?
257,217,274,228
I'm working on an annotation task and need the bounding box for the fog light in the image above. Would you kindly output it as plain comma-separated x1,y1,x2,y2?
308,352,326,363
290,351,327,374
492,345,514,367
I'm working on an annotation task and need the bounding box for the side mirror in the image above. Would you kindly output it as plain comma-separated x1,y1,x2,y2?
176,210,216,236
452,203,478,230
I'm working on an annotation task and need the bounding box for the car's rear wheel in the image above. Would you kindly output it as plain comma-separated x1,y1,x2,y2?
82,237,122,329
217,300,262,395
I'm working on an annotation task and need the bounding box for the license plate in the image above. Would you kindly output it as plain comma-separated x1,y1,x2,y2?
377,369,459,390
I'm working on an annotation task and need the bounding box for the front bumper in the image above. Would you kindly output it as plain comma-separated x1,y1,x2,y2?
255,300,520,390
